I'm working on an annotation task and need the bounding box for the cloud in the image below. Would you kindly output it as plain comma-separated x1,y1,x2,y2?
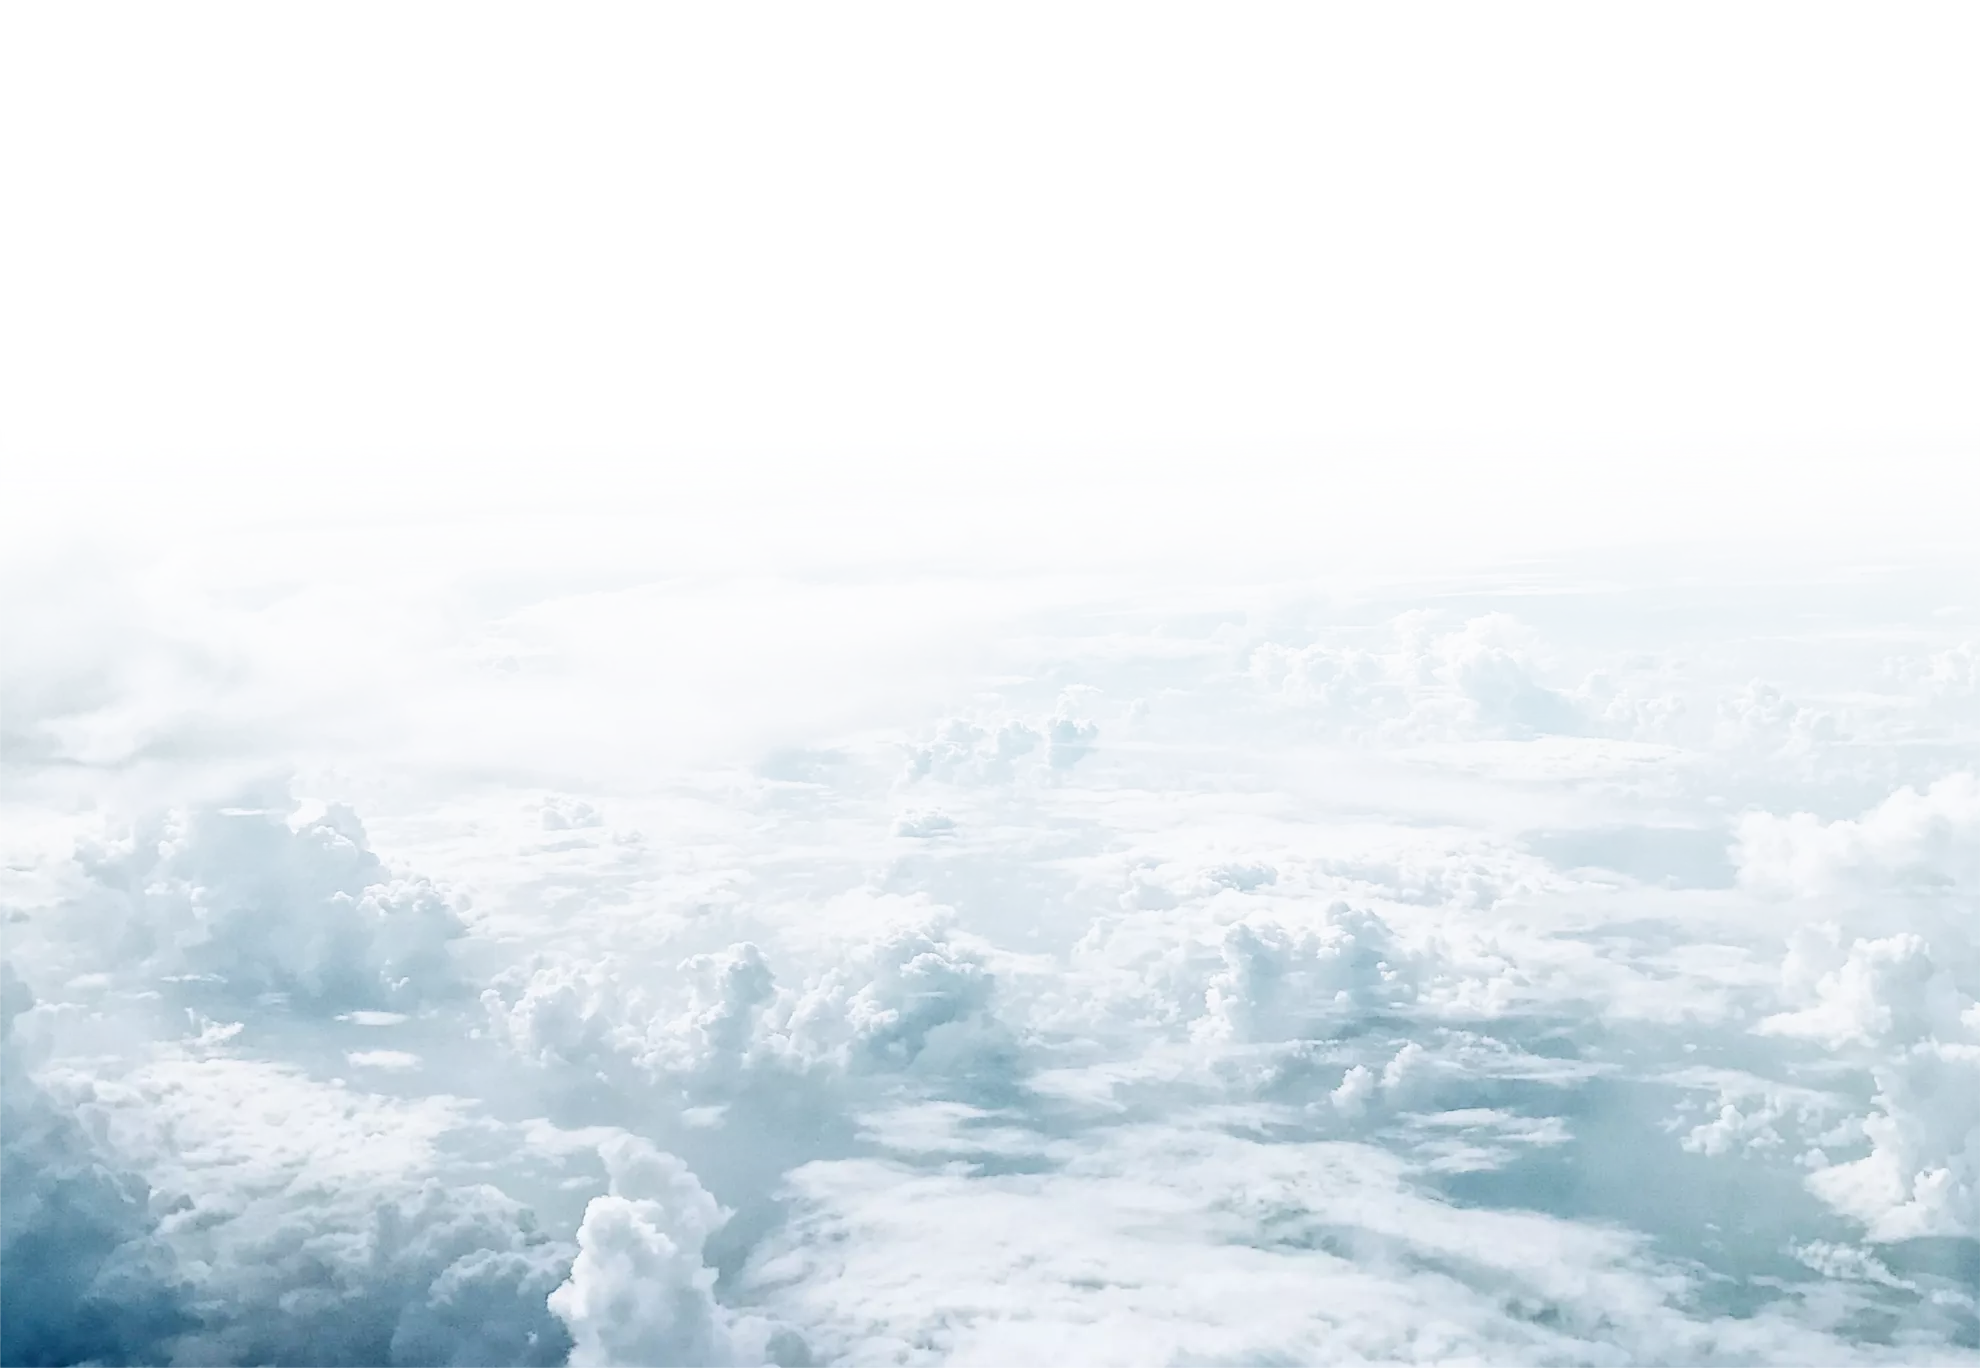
1191,906,1410,1045
549,1134,777,1367
35,1045,575,1367
12,552,1980,1362
1713,681,1844,760
1760,928,1967,1050
896,693,1102,787
1249,639,1398,723
782,914,1007,1078
1428,613,1583,739
1249,612,1586,742
902,717,1041,784
0,514,238,772
1044,716,1099,770
891,808,957,839
1736,772,1980,902
0,965,194,1367
1809,1038,1980,1243
1888,641,1980,707
485,912,1012,1097
541,796,606,832
743,1116,1883,1366
67,788,466,1014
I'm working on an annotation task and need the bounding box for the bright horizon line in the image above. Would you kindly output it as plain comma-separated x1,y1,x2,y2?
3,413,1980,463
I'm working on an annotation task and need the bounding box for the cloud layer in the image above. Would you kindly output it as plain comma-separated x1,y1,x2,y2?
5,553,1980,1364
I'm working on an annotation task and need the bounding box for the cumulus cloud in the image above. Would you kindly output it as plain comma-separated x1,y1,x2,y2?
1327,1043,1440,1119
1736,772,1980,902
34,1046,575,1368
485,911,1009,1096
781,913,1007,1077
540,796,606,832
891,808,956,839
901,717,1040,784
481,956,643,1075
1808,1037,1980,1242
663,944,782,1080
66,789,466,1014
1572,666,1690,742
1426,613,1584,738
0,965,193,1366
1044,715,1100,770
899,698,1103,784
1714,680,1844,760
1760,928,1967,1050
483,942,791,1095
549,1134,776,1367
1887,641,1980,707
1249,639,1397,720
13,550,1980,1362
1249,612,1587,741
1191,906,1410,1045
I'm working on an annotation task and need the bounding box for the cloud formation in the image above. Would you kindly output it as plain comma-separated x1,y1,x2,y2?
1,966,193,1367
67,790,466,1014
550,1135,776,1368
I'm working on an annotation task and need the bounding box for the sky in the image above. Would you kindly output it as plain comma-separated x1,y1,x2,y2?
11,423,1980,1362
0,413,1972,463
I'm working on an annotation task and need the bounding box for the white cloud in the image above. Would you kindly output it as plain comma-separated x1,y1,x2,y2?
66,790,466,1014
892,809,957,839
0,965,193,1366
1760,929,1967,1051
0,550,172,768
12,548,1980,1361
744,1117,1882,1365
1713,681,1845,761
541,797,606,832
1737,772,1980,902
1191,907,1410,1045
549,1134,776,1368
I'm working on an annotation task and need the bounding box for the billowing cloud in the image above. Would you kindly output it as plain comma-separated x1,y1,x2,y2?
1249,612,1588,741
64,789,466,1014
902,716,1045,780
1736,772,1980,902
1761,928,1966,1050
550,1135,777,1367
10,553,1980,1363
1713,680,1845,761
891,808,957,839
1192,905,1410,1045
781,914,1006,1077
0,965,193,1367
540,797,607,832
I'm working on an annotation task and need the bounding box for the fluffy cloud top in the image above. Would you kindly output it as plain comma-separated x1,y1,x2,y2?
68,791,466,1013
903,718,1042,784
1737,773,1980,902
782,914,1005,1076
906,696,1108,780
1192,905,1409,1045
540,797,606,832
1762,929,1967,1051
1713,681,1845,761
898,807,958,839
10,558,1980,1364
1917,643,1980,701
1250,612,1586,741
550,1135,775,1368
0,965,193,1367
